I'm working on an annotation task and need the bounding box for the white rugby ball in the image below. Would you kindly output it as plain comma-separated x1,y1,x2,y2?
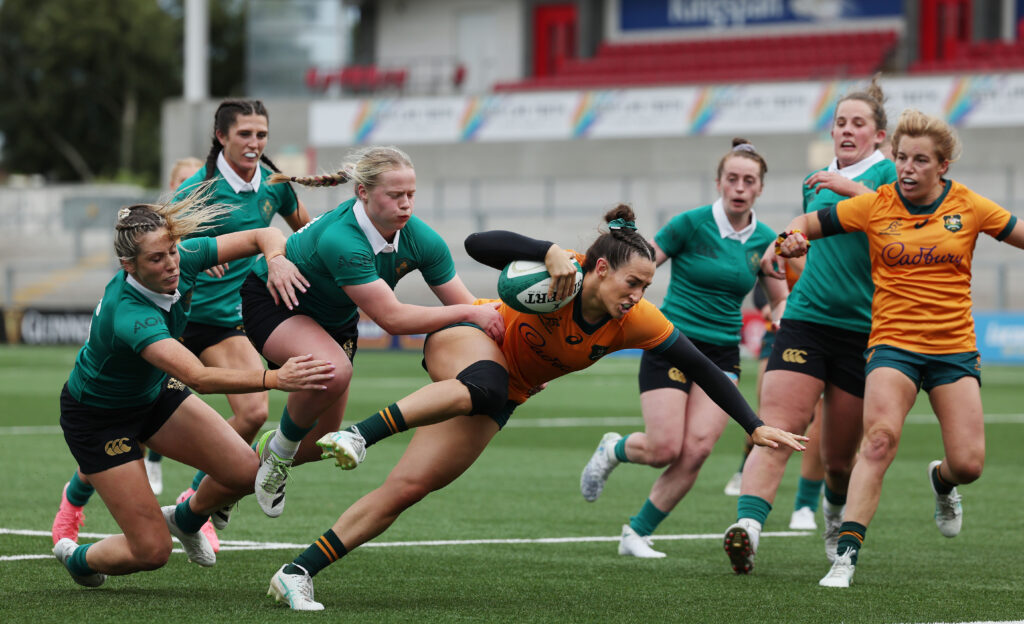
497,259,583,314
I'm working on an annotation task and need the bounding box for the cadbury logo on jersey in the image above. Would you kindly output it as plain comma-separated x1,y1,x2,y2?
880,242,964,267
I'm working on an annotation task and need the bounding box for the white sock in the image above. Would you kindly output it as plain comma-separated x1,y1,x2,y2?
269,429,300,458
823,497,844,517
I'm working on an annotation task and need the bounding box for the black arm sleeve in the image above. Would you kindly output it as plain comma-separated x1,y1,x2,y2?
817,207,845,237
658,333,764,435
464,230,555,270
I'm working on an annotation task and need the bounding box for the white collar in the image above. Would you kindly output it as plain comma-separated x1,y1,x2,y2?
711,198,757,244
353,199,399,254
217,151,262,193
827,149,886,179
126,273,181,312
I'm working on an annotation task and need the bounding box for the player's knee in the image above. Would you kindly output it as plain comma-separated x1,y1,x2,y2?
647,443,680,468
387,475,434,512
131,535,172,570
861,424,899,462
456,360,508,416
948,456,984,484
235,402,269,433
209,452,259,493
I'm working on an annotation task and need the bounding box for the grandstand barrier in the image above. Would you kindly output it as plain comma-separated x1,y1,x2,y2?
3,307,1023,365
0,307,427,352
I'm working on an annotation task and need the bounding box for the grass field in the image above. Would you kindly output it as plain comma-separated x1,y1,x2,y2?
1,345,1023,623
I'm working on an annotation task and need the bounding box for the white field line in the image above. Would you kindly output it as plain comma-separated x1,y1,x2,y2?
1,527,809,561
4,413,1024,436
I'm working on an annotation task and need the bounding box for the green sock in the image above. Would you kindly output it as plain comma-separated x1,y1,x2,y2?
190,470,206,492
824,484,847,506
280,407,315,442
271,407,315,457
66,471,94,507
628,498,668,536
736,494,772,526
348,403,407,447
931,463,955,495
836,521,867,564
613,434,631,463
174,498,210,534
66,543,97,576
794,477,824,511
147,450,163,462
284,529,348,577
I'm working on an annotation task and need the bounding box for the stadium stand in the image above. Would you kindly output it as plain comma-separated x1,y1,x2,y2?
495,30,899,91
909,39,1024,73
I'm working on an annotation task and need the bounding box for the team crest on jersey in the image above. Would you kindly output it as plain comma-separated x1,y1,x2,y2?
878,219,902,235
394,259,412,279
565,334,582,345
260,199,274,222
588,345,609,361
748,252,760,272
943,214,963,232
181,289,193,310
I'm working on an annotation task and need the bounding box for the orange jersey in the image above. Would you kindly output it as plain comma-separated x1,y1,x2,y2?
489,296,675,403
830,181,1016,353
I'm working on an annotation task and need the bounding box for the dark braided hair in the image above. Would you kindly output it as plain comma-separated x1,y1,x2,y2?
582,204,655,273
203,99,284,180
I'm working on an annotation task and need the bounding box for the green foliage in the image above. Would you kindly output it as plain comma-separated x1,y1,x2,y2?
2,347,1023,622
0,0,245,185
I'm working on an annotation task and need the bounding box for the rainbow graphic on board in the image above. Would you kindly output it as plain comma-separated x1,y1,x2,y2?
459,96,491,141
571,91,612,138
812,82,841,133
943,77,978,126
353,100,388,144
688,87,721,134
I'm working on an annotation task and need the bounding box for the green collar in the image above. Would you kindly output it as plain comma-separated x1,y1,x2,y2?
896,179,951,215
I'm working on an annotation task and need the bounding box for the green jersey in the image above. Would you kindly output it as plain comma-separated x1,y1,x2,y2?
784,152,897,333
655,202,776,346
174,163,298,327
67,238,218,409
253,197,456,330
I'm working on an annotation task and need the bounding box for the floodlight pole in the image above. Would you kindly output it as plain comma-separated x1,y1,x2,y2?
184,0,209,102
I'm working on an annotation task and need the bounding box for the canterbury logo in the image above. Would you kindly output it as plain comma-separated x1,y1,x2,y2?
781,348,807,364
104,437,132,456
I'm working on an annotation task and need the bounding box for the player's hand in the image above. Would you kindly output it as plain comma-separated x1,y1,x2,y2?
204,263,228,278
751,425,808,451
469,301,505,345
805,172,869,198
544,244,579,301
760,244,787,279
265,255,310,310
273,354,335,391
777,230,809,258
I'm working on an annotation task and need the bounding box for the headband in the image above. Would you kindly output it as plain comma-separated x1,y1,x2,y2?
608,218,637,231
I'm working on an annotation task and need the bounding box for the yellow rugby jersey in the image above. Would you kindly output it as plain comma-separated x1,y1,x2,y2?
824,181,1017,354
479,254,676,403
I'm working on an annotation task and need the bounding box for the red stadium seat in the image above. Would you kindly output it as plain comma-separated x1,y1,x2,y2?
498,29,900,91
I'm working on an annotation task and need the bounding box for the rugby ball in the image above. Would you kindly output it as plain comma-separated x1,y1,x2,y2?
497,259,583,314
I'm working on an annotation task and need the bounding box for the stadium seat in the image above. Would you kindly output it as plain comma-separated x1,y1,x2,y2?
496,29,900,91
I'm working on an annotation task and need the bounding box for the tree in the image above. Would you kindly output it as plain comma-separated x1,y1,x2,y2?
0,0,246,185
